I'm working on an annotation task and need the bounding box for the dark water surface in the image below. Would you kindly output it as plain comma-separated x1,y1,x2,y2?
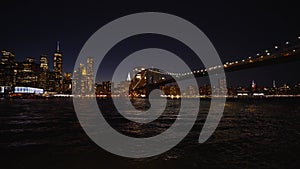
0,98,299,169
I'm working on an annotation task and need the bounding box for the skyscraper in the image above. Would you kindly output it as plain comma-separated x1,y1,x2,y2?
16,57,40,87
0,50,15,86
79,63,87,94
63,73,72,94
39,55,49,90
40,55,48,71
86,57,94,93
53,41,63,93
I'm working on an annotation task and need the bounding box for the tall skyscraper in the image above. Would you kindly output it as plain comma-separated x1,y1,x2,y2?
79,63,87,94
86,57,94,93
0,50,15,86
38,55,49,90
53,42,63,93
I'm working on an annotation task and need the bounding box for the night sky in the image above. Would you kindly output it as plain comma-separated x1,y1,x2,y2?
0,1,299,87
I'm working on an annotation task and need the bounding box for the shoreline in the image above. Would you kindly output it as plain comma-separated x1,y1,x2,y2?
1,94,300,99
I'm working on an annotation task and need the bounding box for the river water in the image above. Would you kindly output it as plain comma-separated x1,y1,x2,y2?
0,98,299,169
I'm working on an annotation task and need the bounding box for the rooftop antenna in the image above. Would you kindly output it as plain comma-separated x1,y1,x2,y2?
57,41,60,51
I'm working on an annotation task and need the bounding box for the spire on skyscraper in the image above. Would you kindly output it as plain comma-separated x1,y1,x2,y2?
57,41,60,52
126,72,131,81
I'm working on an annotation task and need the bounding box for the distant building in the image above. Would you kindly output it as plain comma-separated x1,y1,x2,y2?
0,50,15,86
16,57,40,87
63,73,72,94
79,63,87,94
251,80,256,89
95,81,112,96
86,57,94,93
53,42,63,93
185,85,197,96
40,55,48,71
38,55,49,90
161,85,180,96
46,71,56,92
72,57,95,95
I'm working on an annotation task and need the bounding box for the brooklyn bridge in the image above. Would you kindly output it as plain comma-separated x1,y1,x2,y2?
129,38,300,97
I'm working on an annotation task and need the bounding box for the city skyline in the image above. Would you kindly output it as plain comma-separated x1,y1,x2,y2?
2,43,299,98
1,1,299,87
0,2,299,167
1,40,300,88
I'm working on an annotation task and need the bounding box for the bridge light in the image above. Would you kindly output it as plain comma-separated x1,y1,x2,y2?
242,59,245,62
298,36,300,40
293,49,296,52
235,61,238,64
265,50,269,53
275,46,278,49
248,56,252,59
256,53,260,56
285,41,289,45
267,53,270,56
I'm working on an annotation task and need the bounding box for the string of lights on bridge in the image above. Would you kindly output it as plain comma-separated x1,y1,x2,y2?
158,36,300,78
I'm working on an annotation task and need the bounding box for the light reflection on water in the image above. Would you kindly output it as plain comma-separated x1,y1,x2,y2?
0,98,299,169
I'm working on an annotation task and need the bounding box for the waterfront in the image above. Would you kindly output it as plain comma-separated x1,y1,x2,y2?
0,98,299,169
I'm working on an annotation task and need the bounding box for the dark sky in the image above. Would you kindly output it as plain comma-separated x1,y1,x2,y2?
0,1,299,87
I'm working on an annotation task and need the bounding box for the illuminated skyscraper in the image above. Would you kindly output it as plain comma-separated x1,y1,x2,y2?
86,57,94,93
80,63,87,94
0,50,15,86
53,41,63,93
16,57,40,87
38,55,49,90
40,55,48,71
63,73,72,94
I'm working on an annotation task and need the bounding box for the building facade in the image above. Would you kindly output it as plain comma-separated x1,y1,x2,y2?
53,42,63,93
0,50,15,86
